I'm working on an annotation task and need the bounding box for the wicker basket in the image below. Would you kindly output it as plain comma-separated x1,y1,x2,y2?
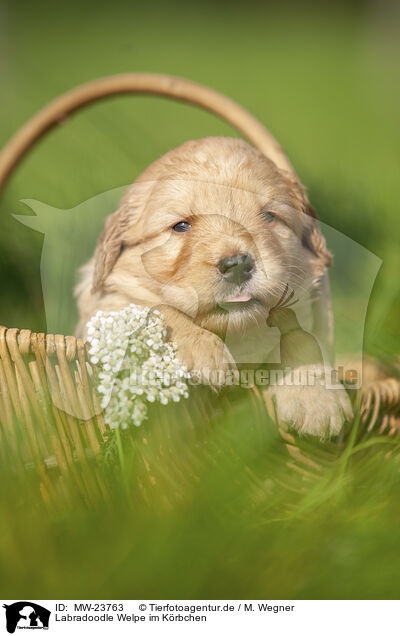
0,74,398,504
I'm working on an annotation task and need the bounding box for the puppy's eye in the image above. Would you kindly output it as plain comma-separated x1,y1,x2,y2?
172,221,192,233
261,210,276,223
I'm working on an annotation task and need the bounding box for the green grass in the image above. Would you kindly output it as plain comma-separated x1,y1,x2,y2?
1,388,400,599
0,0,400,600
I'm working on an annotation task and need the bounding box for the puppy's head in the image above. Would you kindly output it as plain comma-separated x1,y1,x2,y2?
91,137,331,334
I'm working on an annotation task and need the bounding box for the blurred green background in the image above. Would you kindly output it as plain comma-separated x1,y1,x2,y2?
1,0,399,357
1,0,400,601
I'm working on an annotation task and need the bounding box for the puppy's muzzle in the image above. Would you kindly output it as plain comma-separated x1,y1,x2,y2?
217,252,255,285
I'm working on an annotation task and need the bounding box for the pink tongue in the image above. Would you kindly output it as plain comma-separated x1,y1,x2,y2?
225,294,252,303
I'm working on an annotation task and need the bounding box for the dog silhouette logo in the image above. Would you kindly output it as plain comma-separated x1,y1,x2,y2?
2,602,50,633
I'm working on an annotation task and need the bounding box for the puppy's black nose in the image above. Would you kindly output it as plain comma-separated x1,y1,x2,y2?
218,253,255,284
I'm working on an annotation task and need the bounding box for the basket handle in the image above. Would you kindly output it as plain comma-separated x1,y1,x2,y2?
0,73,334,359
0,73,295,194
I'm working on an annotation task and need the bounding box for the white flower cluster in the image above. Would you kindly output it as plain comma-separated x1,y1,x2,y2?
86,304,190,429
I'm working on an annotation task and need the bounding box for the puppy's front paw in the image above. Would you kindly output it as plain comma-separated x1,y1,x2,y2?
175,329,236,387
268,369,353,438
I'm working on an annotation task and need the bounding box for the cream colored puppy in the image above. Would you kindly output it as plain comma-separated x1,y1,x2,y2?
76,137,352,437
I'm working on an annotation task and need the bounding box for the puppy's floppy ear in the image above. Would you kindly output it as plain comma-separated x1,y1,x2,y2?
91,180,151,293
282,170,332,269
91,205,133,293
301,202,333,268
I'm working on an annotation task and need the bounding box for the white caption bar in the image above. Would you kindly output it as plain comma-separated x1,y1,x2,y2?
1,600,398,635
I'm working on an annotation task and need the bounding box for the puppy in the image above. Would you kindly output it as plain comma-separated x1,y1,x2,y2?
75,137,352,437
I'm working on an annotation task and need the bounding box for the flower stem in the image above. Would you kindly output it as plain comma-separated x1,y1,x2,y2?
115,426,127,486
